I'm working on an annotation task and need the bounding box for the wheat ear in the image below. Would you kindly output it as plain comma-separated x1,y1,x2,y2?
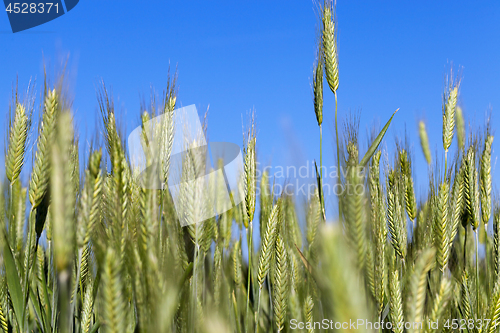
344,162,366,269
6,103,30,183
322,0,339,94
428,277,452,333
273,235,288,333
304,295,314,333
419,121,432,165
461,271,473,320
400,149,417,221
407,248,435,332
387,170,406,260
390,270,404,333
80,277,94,333
464,147,480,230
442,85,458,153
313,44,323,127
102,248,125,333
481,135,493,225
435,182,450,272
370,150,387,314
494,208,500,284
30,89,59,209
456,106,465,150
257,202,280,289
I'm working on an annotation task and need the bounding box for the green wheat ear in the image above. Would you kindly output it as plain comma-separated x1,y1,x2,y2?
29,89,59,209
399,149,417,221
464,146,480,230
435,182,451,272
481,135,493,225
442,70,460,152
257,201,280,289
232,240,243,288
306,188,321,264
344,157,366,269
304,295,314,333
370,150,386,314
80,276,94,333
313,42,323,126
494,208,500,282
102,247,126,333
322,0,339,94
76,149,103,248
428,277,452,333
387,169,406,261
450,162,465,243
243,116,256,227
390,269,404,333
6,103,30,183
442,86,458,152
407,248,435,332
0,290,7,333
51,111,75,272
273,234,289,333
461,271,473,321
259,169,271,241
419,120,432,165
456,106,465,150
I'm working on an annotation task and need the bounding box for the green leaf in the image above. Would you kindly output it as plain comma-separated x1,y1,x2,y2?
314,161,326,221
359,109,399,168
294,244,313,274
30,288,48,333
179,262,193,288
89,321,101,333
3,240,25,331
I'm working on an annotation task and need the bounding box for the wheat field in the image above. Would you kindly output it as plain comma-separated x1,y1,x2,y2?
1,1,499,333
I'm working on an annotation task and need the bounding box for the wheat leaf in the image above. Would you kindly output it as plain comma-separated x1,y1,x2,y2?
359,109,398,167
2,240,24,331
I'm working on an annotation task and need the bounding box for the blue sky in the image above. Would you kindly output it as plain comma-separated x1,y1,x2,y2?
1,1,500,220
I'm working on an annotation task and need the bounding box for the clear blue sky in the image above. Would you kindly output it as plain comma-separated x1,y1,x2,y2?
1,1,500,220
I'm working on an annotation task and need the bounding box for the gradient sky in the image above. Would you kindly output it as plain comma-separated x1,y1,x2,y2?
1,1,499,220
